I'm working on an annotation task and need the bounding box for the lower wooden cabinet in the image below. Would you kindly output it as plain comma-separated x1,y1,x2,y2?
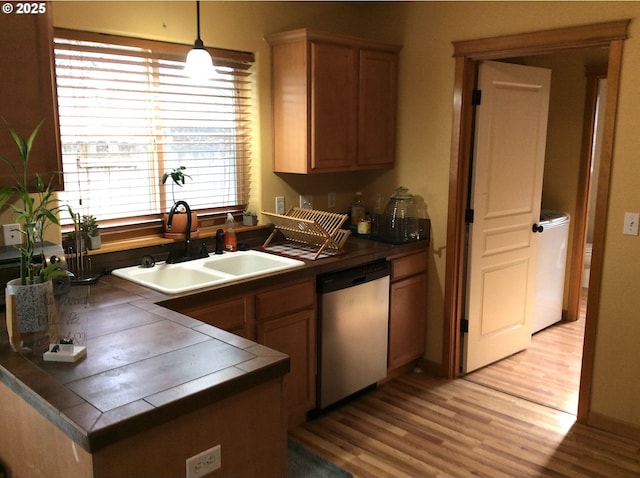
168,278,316,427
165,252,428,424
388,251,427,372
255,279,316,426
257,308,316,427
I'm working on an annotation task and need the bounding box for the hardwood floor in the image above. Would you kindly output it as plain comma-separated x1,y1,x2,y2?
290,291,640,476
463,288,587,414
290,372,640,477
463,318,584,414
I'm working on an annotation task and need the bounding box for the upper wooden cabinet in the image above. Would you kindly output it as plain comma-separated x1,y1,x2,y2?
266,29,401,174
0,4,62,190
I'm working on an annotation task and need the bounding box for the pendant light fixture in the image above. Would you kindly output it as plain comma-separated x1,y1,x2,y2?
184,0,213,79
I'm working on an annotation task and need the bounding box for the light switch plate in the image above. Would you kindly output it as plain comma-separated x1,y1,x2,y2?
328,192,336,208
2,223,21,245
275,196,285,215
623,212,639,236
299,194,313,209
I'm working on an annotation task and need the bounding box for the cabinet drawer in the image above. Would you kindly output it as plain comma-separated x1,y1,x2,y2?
391,251,427,281
181,296,253,337
256,279,315,320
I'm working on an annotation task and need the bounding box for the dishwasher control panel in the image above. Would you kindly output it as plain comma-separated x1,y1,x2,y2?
316,260,390,294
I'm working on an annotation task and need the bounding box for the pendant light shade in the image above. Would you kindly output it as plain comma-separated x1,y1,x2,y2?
185,1,213,79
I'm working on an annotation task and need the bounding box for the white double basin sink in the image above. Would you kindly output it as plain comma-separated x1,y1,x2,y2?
112,250,305,295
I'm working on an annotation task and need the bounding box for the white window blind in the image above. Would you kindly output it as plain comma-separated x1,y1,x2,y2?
53,29,254,226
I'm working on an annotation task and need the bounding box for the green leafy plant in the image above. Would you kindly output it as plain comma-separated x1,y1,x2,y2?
0,121,69,284
81,213,99,238
161,165,191,204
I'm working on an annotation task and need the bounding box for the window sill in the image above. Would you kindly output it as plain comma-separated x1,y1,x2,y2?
82,224,271,257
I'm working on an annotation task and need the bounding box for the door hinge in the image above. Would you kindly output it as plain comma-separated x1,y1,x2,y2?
461,318,469,333
465,208,474,224
472,89,482,106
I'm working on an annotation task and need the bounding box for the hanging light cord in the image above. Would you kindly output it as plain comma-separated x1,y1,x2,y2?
195,1,203,47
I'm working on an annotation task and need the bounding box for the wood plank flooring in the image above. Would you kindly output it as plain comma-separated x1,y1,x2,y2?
462,318,584,414
290,291,640,476
463,289,587,414
290,372,640,477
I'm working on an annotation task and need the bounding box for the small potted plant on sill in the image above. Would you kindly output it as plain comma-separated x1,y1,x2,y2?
0,121,70,351
81,214,101,250
243,210,258,226
160,165,199,239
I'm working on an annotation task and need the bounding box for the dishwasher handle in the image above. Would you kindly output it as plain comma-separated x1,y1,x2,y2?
351,275,367,286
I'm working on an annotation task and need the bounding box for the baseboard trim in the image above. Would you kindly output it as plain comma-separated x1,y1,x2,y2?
588,411,640,441
417,358,443,377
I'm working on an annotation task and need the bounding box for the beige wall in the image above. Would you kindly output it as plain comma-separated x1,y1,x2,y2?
49,1,640,431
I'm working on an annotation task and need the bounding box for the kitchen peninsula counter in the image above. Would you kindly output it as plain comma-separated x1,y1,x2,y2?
0,236,428,477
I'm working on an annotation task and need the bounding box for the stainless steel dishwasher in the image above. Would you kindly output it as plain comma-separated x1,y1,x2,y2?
316,261,390,409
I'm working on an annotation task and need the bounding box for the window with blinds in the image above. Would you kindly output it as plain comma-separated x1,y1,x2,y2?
53,29,254,227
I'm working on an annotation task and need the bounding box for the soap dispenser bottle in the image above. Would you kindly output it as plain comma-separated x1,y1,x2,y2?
225,213,237,252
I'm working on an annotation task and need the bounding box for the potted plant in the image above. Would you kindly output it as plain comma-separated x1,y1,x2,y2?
0,121,69,347
243,210,258,226
160,165,198,239
81,213,101,250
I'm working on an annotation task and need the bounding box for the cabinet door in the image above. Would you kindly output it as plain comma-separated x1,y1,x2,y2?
0,5,61,189
310,42,357,171
357,49,398,169
389,273,427,369
257,309,316,426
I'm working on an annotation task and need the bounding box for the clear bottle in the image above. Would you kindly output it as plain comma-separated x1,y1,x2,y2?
224,213,237,252
351,192,365,225
370,193,383,237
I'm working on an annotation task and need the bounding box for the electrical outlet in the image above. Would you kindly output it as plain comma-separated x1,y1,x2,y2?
275,196,285,215
186,444,221,478
623,212,640,236
2,223,21,246
299,194,313,209
328,192,336,208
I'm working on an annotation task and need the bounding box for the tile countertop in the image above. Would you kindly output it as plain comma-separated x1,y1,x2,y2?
0,236,428,453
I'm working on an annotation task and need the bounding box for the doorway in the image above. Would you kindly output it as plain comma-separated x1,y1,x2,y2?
462,50,608,414
443,20,629,424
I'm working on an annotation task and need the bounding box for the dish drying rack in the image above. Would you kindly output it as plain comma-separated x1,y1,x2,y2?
261,207,351,260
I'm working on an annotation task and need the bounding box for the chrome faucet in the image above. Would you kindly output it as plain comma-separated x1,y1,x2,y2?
166,200,192,263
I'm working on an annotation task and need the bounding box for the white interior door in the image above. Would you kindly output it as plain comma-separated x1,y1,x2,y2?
463,60,551,373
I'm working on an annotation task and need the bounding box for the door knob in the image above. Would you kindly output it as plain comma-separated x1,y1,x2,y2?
532,223,544,233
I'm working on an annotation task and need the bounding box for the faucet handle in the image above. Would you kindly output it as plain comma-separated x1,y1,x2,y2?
166,244,175,264
199,241,209,258
215,229,225,254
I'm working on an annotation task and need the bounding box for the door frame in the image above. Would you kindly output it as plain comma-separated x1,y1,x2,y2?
443,20,629,424
565,64,608,323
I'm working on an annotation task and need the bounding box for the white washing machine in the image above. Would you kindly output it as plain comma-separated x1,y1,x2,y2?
532,210,570,334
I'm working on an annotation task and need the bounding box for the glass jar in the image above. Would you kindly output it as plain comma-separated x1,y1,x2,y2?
381,187,420,243
357,215,371,235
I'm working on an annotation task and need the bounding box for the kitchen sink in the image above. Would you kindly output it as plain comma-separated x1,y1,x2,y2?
201,251,302,276
112,250,305,295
